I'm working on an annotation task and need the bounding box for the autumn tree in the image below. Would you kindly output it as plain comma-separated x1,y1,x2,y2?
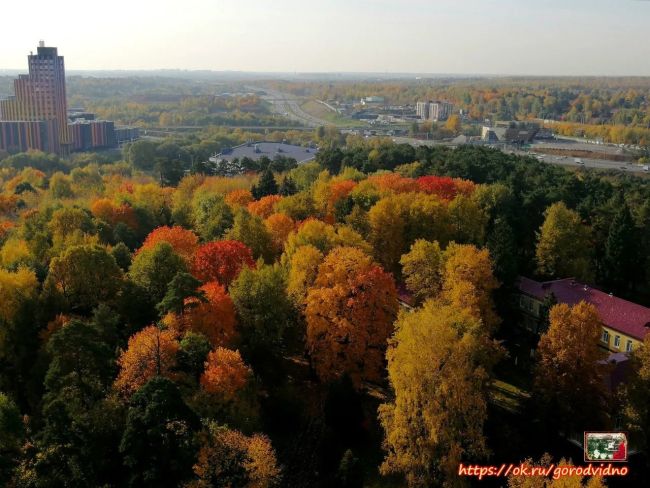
168,282,238,347
368,193,450,274
0,267,38,324
287,244,324,308
441,243,500,330
248,195,283,219
533,302,608,433
507,455,607,488
264,213,295,256
444,114,462,134
200,347,252,400
139,225,199,265
305,247,398,386
193,240,255,287
379,301,499,487
620,334,650,456
114,326,180,396
225,189,254,209
400,239,443,304
536,202,593,281
191,421,281,488
45,245,123,311
447,194,488,245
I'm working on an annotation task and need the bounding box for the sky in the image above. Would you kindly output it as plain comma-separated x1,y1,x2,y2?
1,0,650,75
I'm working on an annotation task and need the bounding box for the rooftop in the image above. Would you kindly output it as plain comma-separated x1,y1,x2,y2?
517,277,650,340
212,141,318,164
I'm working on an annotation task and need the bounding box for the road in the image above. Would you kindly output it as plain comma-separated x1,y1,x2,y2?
523,152,648,174
247,86,332,128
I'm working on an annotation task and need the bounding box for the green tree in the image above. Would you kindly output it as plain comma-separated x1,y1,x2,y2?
45,245,124,312
120,377,199,488
486,217,519,284
125,140,157,170
0,392,24,485
156,272,205,317
603,203,640,292
252,169,278,199
535,202,593,281
44,320,115,408
128,242,187,304
155,157,184,187
278,176,298,196
230,263,293,354
225,209,274,262
193,195,234,241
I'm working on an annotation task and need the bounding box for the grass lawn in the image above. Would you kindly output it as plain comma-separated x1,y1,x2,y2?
300,100,363,128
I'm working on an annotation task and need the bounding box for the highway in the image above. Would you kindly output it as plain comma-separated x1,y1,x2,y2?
247,86,332,128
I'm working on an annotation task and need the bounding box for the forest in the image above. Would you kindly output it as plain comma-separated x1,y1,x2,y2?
1,136,650,487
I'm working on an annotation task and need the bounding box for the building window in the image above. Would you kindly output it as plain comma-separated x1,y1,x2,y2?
602,330,610,344
614,335,621,348
626,340,633,353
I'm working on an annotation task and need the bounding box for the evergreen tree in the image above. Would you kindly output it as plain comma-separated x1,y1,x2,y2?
604,203,640,293
487,217,519,285
156,272,205,316
252,169,278,199
278,175,298,196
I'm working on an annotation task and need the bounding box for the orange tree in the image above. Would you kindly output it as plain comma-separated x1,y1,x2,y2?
305,246,398,386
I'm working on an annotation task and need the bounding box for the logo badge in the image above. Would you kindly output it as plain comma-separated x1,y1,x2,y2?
584,432,628,462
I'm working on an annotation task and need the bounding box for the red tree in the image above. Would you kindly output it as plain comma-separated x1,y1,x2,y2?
416,176,476,201
193,240,255,287
182,282,238,347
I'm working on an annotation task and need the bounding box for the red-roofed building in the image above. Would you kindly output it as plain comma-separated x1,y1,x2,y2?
515,277,650,354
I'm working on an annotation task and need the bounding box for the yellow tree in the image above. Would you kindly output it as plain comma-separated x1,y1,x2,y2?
621,334,650,455
192,422,281,488
0,267,38,324
441,243,500,331
264,213,295,257
368,195,406,273
536,202,593,281
114,326,179,396
534,302,608,433
305,247,398,386
444,114,462,134
379,301,500,487
399,239,443,304
286,244,324,308
507,455,606,488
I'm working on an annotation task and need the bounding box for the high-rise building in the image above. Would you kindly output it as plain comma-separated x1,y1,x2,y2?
0,42,71,154
415,100,454,122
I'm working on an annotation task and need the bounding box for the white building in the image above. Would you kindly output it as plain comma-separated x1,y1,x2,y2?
416,100,454,121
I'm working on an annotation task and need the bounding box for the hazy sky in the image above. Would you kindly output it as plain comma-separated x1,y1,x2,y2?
1,0,650,75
